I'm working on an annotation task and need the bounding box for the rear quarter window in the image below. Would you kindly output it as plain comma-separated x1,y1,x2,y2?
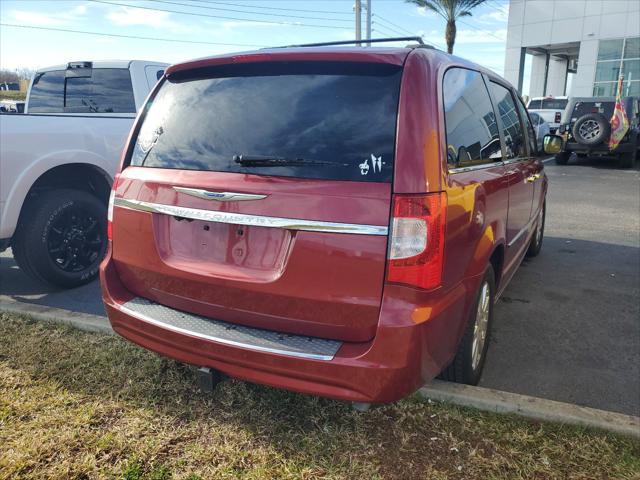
443,67,502,168
28,70,65,112
128,62,402,182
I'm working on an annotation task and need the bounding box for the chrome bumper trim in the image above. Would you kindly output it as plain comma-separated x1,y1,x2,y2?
114,197,388,236
118,297,342,361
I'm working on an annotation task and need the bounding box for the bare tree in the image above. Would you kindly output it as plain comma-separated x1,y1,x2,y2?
406,0,487,54
15,68,36,81
0,69,20,84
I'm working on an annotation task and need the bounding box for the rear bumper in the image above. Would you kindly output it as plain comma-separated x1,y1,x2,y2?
565,141,635,154
100,248,477,403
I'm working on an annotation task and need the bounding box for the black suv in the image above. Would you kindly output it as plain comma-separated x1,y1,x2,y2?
554,96,639,168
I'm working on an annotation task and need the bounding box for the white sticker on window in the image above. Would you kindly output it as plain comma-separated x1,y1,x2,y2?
360,154,383,176
359,158,370,175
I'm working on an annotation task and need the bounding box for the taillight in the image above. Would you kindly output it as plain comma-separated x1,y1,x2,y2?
107,173,120,241
387,192,446,290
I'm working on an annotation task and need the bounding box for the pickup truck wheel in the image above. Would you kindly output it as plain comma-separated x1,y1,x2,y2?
439,265,495,385
12,189,107,288
555,152,571,165
526,203,545,257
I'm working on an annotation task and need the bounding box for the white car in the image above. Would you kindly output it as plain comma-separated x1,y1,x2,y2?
0,60,167,288
526,96,568,133
528,112,551,150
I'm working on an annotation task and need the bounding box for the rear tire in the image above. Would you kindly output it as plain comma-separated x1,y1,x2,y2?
440,265,495,385
619,143,637,168
555,152,571,165
526,202,545,258
12,189,107,288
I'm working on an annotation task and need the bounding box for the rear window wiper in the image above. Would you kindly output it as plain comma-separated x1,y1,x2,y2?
233,154,347,167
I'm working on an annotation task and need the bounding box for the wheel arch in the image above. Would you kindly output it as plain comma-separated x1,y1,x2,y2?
488,243,505,291
11,162,112,242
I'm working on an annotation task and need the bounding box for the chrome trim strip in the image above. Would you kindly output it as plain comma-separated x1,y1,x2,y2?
117,302,337,361
173,187,268,202
114,197,388,235
448,162,501,174
507,210,539,247
502,158,525,166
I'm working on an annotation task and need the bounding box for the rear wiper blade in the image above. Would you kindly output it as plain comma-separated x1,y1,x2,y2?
233,154,347,167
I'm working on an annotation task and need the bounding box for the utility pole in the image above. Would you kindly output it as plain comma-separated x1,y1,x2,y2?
366,0,371,46
355,0,362,46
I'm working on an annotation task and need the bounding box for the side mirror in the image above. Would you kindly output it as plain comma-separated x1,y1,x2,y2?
543,134,563,155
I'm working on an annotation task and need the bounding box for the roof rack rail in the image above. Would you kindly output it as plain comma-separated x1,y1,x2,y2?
278,37,429,48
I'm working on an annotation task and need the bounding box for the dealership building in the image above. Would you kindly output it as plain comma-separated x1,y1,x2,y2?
504,0,640,98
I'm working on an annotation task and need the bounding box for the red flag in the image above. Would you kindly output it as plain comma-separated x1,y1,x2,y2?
609,75,629,150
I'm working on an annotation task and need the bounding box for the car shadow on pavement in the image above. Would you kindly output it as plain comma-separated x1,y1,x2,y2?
481,236,640,417
555,153,640,171
0,248,105,316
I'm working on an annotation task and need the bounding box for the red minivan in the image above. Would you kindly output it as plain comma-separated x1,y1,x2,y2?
101,39,547,404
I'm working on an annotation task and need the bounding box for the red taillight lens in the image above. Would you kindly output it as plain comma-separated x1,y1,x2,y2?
387,192,446,290
107,173,120,242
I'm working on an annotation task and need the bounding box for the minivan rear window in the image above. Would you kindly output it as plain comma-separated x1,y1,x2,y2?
128,62,402,182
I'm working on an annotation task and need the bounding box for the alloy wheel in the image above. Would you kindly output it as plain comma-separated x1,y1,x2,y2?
579,119,600,141
471,281,491,371
46,206,104,273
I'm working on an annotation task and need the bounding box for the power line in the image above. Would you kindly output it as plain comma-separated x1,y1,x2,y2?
457,18,506,42
372,25,398,38
373,13,446,50
191,0,352,16
373,19,407,36
374,14,413,36
145,0,352,22
372,21,406,38
0,23,269,47
89,0,353,30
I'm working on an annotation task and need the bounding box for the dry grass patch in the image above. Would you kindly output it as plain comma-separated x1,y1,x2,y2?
0,313,638,479
0,91,26,101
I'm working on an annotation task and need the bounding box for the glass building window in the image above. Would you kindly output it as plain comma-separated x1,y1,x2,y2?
594,37,640,97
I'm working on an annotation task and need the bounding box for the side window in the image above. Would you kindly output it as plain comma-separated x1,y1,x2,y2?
516,97,537,155
65,68,135,113
489,82,527,159
28,70,65,112
443,68,502,168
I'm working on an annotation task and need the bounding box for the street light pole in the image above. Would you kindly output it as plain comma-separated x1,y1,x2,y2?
366,0,371,46
355,0,362,46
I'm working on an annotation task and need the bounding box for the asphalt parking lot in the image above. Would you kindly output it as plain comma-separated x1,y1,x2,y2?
1,156,638,416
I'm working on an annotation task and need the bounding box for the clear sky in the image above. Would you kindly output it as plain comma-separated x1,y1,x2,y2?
0,0,508,73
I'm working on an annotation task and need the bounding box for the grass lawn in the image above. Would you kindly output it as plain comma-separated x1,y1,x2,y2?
0,91,26,102
0,313,638,480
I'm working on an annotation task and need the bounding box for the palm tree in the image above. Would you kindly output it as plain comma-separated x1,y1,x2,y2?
406,0,488,54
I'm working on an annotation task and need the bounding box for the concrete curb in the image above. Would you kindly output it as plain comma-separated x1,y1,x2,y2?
0,300,113,335
420,380,640,438
2,301,638,438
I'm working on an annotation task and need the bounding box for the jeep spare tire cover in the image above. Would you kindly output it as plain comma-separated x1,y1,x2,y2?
572,113,611,146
